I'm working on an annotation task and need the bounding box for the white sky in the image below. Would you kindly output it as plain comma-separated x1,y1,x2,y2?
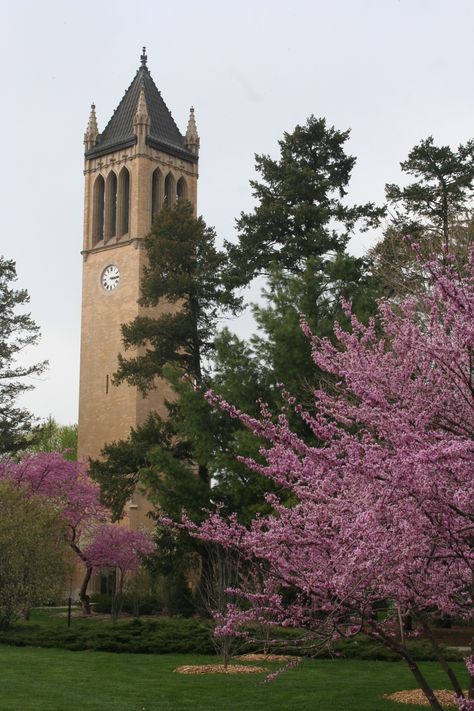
2,0,474,425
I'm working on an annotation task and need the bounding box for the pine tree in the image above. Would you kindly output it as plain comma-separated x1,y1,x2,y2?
225,115,383,287
373,136,474,296
0,257,47,454
114,200,240,394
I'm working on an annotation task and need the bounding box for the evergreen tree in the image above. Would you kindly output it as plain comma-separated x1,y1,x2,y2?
114,200,240,395
385,136,474,248
373,136,474,296
0,257,47,454
225,115,383,287
247,254,379,403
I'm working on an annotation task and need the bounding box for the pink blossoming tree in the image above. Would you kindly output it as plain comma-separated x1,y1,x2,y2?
85,525,154,620
182,252,474,711
0,453,154,615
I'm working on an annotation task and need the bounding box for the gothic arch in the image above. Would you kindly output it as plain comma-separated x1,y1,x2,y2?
176,176,187,200
163,172,175,208
117,167,130,237
104,171,117,241
151,168,162,223
92,175,105,245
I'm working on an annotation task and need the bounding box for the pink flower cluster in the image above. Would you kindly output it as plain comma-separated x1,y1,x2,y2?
457,699,474,711
84,524,154,573
186,251,474,648
0,453,154,579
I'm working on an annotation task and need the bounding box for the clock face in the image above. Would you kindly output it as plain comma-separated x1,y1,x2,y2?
101,265,120,291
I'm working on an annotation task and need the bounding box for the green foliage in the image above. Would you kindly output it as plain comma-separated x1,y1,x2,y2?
385,136,474,247
248,254,380,403
90,579,195,617
89,412,177,519
0,482,69,628
114,200,240,393
373,136,474,297
0,609,463,662
28,416,78,460
0,257,47,454
0,614,215,654
225,116,383,286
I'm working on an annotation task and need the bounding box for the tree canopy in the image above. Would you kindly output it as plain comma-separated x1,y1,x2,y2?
114,200,240,393
183,251,474,711
0,257,47,454
225,116,383,287
0,481,68,629
373,136,474,297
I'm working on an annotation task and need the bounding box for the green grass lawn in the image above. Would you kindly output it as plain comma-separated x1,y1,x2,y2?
0,644,468,711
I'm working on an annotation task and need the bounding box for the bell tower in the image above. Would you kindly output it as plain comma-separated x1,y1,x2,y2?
77,49,199,476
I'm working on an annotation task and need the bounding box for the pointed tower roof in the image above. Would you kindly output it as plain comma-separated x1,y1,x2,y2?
85,103,99,139
85,48,197,162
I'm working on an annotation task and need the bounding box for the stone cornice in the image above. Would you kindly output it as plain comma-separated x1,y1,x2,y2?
83,150,198,177
81,237,145,261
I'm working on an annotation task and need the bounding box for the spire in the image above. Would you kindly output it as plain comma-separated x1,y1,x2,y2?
84,58,197,162
185,107,200,156
84,103,99,149
133,82,151,133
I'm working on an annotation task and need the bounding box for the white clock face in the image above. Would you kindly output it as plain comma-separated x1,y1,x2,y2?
101,265,120,291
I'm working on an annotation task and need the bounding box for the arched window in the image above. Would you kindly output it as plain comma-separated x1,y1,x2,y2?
104,171,117,241
92,175,105,245
176,177,187,200
117,167,130,236
151,168,162,223
163,172,175,208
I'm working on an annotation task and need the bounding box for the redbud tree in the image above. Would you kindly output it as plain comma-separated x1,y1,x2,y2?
0,453,154,615
183,252,474,711
85,525,154,619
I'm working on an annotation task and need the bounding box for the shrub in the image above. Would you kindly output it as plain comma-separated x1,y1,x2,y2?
0,611,463,661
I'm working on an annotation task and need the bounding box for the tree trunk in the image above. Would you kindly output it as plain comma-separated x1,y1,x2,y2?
469,635,474,700
68,538,94,615
112,568,124,622
79,564,93,615
366,623,444,711
421,618,464,699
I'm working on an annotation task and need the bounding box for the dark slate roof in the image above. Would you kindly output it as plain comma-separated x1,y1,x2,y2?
85,58,196,163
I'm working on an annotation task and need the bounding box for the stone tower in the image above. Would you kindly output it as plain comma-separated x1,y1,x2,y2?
77,49,199,524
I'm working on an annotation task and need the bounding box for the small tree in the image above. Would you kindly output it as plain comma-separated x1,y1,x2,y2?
0,453,109,614
198,542,244,669
0,257,47,454
0,481,68,628
84,525,154,621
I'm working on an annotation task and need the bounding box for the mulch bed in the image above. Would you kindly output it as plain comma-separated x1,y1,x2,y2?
384,689,468,708
174,664,268,675
236,653,298,662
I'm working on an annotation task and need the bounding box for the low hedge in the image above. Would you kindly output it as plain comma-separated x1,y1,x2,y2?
0,617,215,654
91,594,162,616
0,613,464,661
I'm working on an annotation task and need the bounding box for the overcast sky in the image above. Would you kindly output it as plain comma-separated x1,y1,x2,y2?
2,0,474,425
